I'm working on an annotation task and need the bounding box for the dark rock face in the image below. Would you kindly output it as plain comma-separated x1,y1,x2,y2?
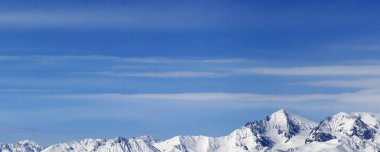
351,119,376,140
305,113,379,147
256,137,274,148
305,130,336,143
115,137,128,143
245,121,266,134
285,118,302,139
305,116,340,144
245,121,275,148
314,133,336,142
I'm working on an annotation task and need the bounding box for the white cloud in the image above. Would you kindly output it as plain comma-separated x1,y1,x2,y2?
4,55,380,79
124,93,338,102
95,71,219,78
55,89,380,105
196,58,255,64
0,7,234,29
15,55,171,63
332,44,380,52
0,56,21,61
336,89,380,103
238,65,380,76
0,55,254,64
305,78,380,89
0,11,184,28
0,88,58,93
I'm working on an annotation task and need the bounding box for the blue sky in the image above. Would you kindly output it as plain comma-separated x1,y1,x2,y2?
1,0,380,145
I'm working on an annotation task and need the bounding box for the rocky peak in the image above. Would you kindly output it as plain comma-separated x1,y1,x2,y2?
306,112,378,144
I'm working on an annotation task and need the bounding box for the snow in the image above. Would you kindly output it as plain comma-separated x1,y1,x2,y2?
2,109,380,152
42,137,160,152
0,140,43,152
305,111,380,152
263,109,317,144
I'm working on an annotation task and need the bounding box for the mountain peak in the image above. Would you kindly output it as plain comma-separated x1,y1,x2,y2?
131,136,158,143
17,139,39,146
267,109,291,124
273,109,289,114
239,109,317,146
0,139,44,152
306,112,379,146
266,109,315,127
262,109,317,143
332,112,350,118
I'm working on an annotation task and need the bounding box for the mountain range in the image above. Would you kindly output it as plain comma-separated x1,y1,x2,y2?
1,109,379,152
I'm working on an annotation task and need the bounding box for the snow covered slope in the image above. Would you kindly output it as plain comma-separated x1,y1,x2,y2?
42,136,160,152
2,109,380,152
154,109,317,152
0,140,44,152
303,112,380,152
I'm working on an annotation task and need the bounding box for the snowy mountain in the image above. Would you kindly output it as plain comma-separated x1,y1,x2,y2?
0,140,44,152
2,109,380,152
42,136,160,152
303,112,380,152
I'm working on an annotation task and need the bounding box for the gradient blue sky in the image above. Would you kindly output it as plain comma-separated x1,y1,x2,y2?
1,0,380,145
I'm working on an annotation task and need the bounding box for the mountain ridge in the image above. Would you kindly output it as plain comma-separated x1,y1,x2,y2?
1,109,380,152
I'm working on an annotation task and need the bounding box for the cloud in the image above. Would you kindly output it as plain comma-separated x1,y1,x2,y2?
3,55,380,79
337,89,380,103
305,78,380,89
0,56,21,61
332,44,380,52
0,125,42,134
0,55,254,64
95,71,219,78
29,56,177,64
195,58,255,64
0,88,59,93
3,55,380,81
0,55,253,78
124,93,337,102
0,6,238,29
238,65,380,76
54,89,380,105
0,11,195,29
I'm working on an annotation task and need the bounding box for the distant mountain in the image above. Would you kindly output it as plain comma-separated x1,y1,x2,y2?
303,112,380,152
0,140,44,152
2,109,380,152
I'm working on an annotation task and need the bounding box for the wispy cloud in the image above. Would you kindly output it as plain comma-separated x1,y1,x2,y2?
95,71,219,78
0,11,201,29
0,6,242,29
332,44,380,52
305,78,380,89
3,55,380,79
0,55,253,78
54,90,380,105
0,55,255,64
0,125,43,134
0,56,21,61
0,88,59,93
238,65,380,76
